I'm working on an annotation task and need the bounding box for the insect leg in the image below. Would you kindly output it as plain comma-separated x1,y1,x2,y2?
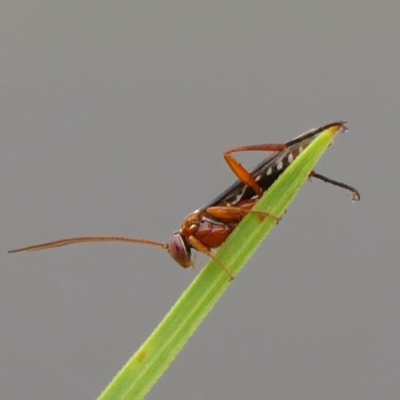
206,205,281,223
309,171,360,201
223,143,287,197
186,235,235,280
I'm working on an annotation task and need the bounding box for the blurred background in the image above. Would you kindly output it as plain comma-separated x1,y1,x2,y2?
2,1,399,399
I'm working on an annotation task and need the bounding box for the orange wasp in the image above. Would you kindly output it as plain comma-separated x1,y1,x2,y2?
9,122,359,280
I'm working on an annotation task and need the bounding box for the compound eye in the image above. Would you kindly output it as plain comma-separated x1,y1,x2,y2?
168,233,192,268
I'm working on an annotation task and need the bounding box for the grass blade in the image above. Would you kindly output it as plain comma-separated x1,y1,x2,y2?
98,124,343,400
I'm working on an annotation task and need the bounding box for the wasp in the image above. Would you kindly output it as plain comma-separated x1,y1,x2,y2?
9,122,359,280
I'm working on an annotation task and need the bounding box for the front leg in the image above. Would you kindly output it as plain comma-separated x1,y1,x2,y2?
186,235,235,280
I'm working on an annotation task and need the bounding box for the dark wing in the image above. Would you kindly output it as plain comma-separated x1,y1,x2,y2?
199,122,346,210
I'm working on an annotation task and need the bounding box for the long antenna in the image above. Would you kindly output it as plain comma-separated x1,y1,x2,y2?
8,236,169,253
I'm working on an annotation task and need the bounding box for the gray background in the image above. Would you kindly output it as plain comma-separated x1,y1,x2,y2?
2,1,399,399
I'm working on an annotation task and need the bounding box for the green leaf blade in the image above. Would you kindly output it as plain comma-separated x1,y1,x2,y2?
98,124,342,400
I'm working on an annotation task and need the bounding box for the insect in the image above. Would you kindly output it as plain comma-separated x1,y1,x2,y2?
9,121,359,280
